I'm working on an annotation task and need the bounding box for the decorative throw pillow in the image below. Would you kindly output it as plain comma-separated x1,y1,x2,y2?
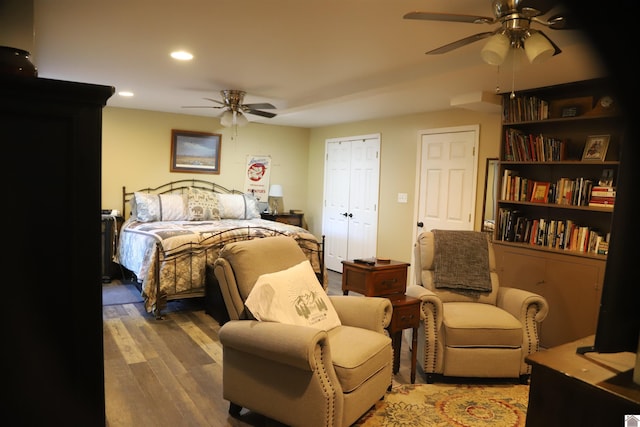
217,193,261,219
245,260,341,331
133,192,188,222
187,187,221,221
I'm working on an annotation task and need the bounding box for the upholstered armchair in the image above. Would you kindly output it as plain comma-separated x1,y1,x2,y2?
213,236,393,427
405,230,549,384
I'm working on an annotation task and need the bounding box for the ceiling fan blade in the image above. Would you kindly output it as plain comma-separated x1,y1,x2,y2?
245,109,277,118
519,0,556,16
545,13,579,30
536,30,562,55
203,97,226,105
403,11,495,24
425,31,494,55
243,102,276,109
181,105,224,109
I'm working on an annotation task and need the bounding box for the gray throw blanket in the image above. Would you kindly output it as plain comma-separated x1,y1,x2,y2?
432,230,492,293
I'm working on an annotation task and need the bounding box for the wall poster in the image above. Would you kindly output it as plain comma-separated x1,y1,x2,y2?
244,155,271,202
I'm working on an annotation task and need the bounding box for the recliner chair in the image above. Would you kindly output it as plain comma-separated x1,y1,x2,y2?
406,230,549,383
213,236,393,427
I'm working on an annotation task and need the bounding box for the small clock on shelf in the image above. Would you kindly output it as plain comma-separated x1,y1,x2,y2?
589,95,617,115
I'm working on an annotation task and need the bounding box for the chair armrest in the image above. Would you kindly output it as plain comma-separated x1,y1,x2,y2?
496,286,549,324
406,284,443,326
328,296,392,333
219,320,328,371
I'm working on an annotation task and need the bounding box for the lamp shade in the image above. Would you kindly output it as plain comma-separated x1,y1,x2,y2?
524,32,554,64
269,184,283,197
480,33,510,66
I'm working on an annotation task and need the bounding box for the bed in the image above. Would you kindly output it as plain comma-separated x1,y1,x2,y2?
115,179,325,318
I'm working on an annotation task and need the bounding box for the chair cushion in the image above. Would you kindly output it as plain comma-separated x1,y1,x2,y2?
442,302,522,348
327,325,391,393
245,260,341,331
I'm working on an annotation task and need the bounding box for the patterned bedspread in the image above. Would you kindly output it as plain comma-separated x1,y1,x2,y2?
116,217,324,314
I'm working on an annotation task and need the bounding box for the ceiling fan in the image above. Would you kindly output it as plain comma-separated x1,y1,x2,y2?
183,90,277,127
404,0,576,65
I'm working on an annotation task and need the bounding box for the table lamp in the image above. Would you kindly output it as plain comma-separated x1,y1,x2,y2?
268,184,284,214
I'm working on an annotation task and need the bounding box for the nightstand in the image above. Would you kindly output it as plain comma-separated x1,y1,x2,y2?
260,212,304,227
386,294,420,383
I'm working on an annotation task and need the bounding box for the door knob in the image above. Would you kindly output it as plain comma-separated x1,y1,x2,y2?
417,221,424,227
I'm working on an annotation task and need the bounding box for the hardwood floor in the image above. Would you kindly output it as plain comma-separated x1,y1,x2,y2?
103,270,422,427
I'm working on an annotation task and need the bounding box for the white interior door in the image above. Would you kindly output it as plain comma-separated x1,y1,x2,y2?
323,134,380,272
416,126,478,236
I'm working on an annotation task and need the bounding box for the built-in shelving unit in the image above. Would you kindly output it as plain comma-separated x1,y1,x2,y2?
492,78,624,348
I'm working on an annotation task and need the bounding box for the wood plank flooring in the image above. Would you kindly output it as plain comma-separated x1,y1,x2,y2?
103,271,422,427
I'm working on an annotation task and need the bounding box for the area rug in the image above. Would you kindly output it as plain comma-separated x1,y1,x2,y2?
102,283,143,305
355,383,529,427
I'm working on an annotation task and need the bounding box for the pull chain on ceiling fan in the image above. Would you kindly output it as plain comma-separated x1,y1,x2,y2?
182,90,277,127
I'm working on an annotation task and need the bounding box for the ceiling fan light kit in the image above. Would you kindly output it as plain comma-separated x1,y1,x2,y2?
405,0,571,67
182,89,277,128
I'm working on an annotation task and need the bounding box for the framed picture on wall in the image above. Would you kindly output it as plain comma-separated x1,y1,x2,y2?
170,129,222,174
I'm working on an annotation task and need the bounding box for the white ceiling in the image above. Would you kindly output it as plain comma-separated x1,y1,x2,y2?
31,0,607,128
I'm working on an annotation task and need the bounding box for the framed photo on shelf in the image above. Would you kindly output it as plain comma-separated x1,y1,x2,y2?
530,181,550,203
170,129,222,174
582,135,610,161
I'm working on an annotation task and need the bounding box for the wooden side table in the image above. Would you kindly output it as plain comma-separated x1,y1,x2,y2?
341,259,409,296
387,294,420,384
260,212,304,227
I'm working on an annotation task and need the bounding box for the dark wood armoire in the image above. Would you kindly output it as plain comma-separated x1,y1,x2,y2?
1,74,113,425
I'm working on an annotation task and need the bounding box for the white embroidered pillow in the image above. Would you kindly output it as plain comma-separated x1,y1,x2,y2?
217,193,261,219
245,260,341,331
133,192,188,222
187,187,221,221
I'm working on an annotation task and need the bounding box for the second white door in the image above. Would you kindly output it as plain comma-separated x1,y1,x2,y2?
416,126,478,235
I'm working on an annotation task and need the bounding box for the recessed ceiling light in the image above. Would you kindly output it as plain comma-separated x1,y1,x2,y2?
118,91,134,97
170,50,193,61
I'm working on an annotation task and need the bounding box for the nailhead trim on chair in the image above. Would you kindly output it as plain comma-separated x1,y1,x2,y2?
315,339,337,426
422,299,439,375
522,303,542,375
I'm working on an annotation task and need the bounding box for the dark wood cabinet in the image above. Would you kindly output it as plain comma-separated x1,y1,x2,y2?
525,336,640,426
1,75,113,425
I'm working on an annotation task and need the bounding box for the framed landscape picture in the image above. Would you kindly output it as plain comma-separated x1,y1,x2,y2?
170,129,222,174
582,135,610,161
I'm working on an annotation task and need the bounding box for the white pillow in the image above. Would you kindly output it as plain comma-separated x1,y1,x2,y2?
245,260,341,331
187,187,221,221
217,193,261,219
133,192,188,222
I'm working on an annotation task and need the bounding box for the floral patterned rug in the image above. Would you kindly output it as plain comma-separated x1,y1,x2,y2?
354,383,529,427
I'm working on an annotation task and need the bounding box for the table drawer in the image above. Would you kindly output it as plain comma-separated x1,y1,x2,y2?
390,304,420,330
370,270,406,295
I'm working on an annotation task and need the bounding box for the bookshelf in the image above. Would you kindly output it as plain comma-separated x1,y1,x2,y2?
493,78,624,347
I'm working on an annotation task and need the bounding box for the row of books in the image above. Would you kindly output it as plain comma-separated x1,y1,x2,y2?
502,95,549,123
497,208,610,255
501,171,597,207
588,185,616,208
503,129,567,162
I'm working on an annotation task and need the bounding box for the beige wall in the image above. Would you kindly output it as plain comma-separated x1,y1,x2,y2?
102,107,310,215
102,106,501,268
307,109,502,265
